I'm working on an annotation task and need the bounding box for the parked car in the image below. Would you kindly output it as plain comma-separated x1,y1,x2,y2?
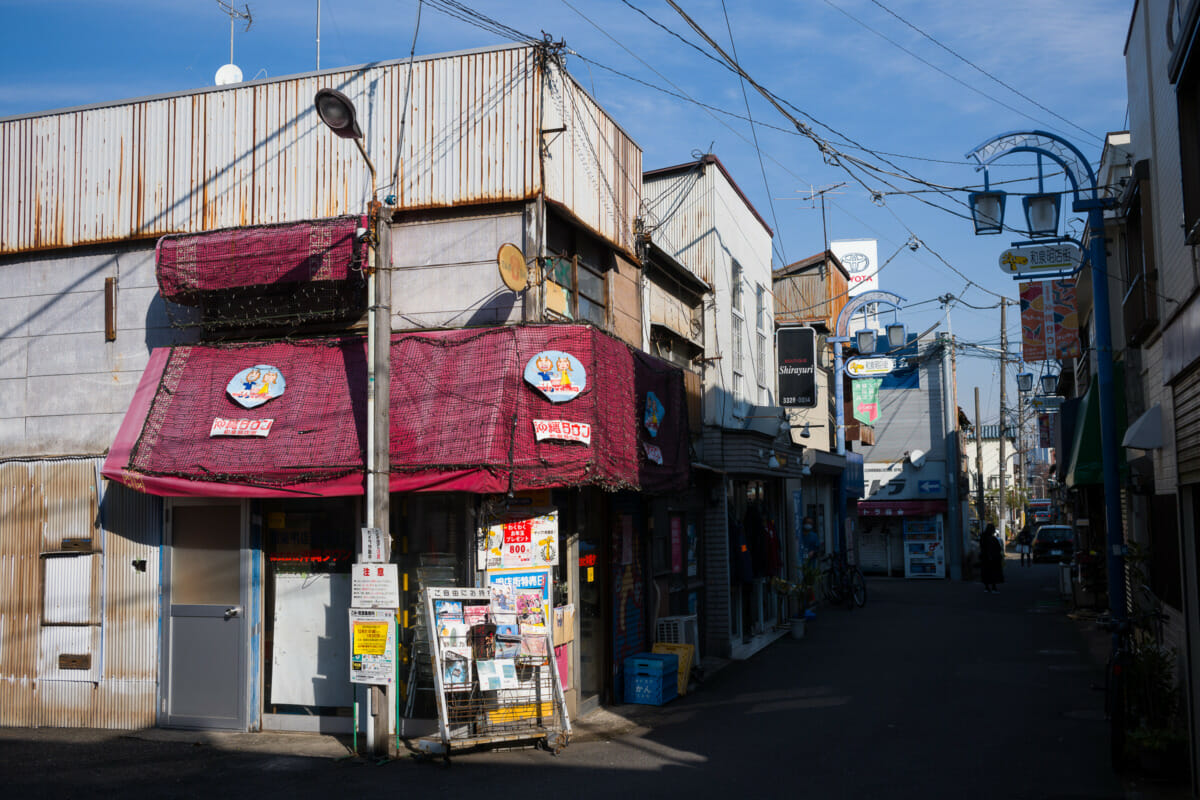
1032,524,1074,563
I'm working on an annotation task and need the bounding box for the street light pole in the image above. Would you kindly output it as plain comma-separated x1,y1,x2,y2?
314,87,393,756
967,130,1125,638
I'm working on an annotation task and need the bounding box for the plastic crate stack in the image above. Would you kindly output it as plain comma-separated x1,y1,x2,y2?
623,652,678,706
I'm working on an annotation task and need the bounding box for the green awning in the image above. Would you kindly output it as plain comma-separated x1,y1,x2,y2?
1065,365,1127,488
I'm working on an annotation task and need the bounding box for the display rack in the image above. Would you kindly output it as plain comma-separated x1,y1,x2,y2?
414,585,570,761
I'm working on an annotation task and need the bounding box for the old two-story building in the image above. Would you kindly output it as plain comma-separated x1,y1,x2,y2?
0,42,705,740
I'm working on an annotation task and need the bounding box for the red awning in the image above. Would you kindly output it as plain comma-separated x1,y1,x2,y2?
857,499,947,517
102,325,688,498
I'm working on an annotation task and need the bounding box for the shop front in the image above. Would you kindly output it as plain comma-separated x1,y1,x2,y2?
102,325,690,732
857,500,949,579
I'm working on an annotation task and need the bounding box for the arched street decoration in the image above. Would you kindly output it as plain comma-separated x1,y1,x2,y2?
964,129,1127,629
966,130,1100,206
834,290,906,339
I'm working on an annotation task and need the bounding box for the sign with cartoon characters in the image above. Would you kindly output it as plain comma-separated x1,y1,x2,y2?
478,509,559,569
227,365,286,408
524,351,586,403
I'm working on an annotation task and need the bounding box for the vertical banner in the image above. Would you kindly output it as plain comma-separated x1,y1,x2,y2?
852,377,882,425
1038,413,1052,448
1020,280,1080,362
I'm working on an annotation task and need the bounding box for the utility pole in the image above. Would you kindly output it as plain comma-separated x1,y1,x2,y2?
975,386,985,525
998,299,1008,543
938,294,961,579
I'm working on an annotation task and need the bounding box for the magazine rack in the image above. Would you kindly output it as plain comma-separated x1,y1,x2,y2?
414,586,570,761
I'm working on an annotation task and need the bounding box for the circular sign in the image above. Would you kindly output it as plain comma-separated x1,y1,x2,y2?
841,251,870,274
497,243,528,292
227,365,286,408
524,351,586,403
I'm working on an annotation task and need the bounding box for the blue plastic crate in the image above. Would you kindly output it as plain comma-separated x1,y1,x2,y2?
625,652,678,677
624,672,677,705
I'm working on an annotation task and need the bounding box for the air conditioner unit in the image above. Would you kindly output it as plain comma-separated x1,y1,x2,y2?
655,614,700,659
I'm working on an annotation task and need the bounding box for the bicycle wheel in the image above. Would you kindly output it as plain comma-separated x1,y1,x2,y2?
822,569,843,605
849,568,867,608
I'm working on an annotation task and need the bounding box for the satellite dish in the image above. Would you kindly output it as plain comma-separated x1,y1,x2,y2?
215,63,244,86
497,243,528,292
908,449,927,469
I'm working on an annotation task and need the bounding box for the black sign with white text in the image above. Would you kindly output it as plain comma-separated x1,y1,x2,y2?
777,326,817,407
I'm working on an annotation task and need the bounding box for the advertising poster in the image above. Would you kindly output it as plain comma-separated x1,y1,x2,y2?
486,568,552,642
852,377,882,425
478,509,559,569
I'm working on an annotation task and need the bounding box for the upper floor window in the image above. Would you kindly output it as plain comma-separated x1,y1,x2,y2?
546,218,612,328
756,285,766,331
731,260,743,315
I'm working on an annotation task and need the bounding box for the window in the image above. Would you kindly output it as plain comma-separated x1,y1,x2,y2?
545,219,612,327
732,322,744,410
756,284,766,331
756,332,767,391
731,260,743,314
1178,48,1200,242
1120,161,1159,345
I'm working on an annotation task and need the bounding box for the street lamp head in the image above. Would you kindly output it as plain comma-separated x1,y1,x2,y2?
855,328,877,354
1040,373,1058,395
969,190,1006,235
1016,372,1034,393
314,88,363,140
886,322,907,349
1022,193,1061,237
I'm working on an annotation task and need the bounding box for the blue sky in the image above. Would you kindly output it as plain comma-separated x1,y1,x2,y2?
0,0,1132,430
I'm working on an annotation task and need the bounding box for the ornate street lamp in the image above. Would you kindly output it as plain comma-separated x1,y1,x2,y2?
969,179,1006,235
1040,373,1058,395
1016,372,1034,393
855,328,877,354
886,322,907,349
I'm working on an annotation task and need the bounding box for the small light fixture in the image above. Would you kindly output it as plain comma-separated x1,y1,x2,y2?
886,322,906,349
800,422,812,439
1023,193,1061,237
1040,373,1058,395
969,184,1006,235
800,464,812,477
1016,372,1034,393
855,329,877,354
767,453,781,469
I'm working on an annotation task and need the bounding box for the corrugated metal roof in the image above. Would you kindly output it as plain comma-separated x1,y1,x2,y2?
0,44,641,259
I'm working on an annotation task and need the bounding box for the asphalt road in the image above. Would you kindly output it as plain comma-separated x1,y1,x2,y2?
1,557,1191,799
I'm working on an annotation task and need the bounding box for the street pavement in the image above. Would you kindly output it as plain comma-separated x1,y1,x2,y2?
0,555,1193,799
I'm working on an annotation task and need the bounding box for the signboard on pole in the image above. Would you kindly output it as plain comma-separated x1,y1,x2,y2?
999,243,1081,277
349,608,396,684
351,563,400,608
777,326,817,407
1020,280,1081,361
845,356,899,378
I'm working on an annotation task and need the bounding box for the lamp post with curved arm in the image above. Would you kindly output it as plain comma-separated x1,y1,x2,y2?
966,130,1124,633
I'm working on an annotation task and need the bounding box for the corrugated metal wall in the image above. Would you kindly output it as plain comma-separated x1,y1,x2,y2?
643,166,715,287
0,45,640,259
0,458,160,729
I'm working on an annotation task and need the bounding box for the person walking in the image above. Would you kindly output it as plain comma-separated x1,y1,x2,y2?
1017,523,1034,567
980,522,1004,593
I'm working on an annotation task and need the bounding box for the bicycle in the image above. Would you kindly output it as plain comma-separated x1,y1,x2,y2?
821,552,867,609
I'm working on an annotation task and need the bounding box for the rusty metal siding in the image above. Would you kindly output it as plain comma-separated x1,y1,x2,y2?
541,59,641,257
643,166,715,286
774,267,849,329
0,458,159,729
2,45,628,254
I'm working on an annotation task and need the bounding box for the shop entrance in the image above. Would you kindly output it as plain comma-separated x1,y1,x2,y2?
162,501,247,730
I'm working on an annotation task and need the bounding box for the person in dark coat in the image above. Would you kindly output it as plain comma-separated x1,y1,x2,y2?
980,523,1004,593
1017,523,1034,567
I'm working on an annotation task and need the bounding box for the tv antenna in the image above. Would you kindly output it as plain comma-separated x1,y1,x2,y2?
215,1,253,85
776,183,846,253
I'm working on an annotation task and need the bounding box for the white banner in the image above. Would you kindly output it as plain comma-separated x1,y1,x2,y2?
533,419,592,445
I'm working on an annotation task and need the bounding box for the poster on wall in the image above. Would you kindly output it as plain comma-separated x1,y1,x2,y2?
478,509,559,569
486,568,552,643
348,608,396,684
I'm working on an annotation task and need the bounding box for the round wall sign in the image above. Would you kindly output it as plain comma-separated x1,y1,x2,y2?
227,365,286,408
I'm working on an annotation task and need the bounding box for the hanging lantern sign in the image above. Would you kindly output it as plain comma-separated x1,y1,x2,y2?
524,351,587,403
644,391,664,437
227,365,286,408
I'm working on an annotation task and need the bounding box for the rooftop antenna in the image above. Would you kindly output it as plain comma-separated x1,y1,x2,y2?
776,183,846,253
215,1,253,86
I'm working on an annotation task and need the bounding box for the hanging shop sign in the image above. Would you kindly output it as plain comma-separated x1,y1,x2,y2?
351,563,400,608
644,391,664,436
999,243,1081,278
210,417,274,437
532,419,592,445
777,326,817,407
1020,280,1081,361
845,356,899,378
1030,395,1064,412
479,509,559,569
227,365,286,408
524,351,587,403
349,608,396,685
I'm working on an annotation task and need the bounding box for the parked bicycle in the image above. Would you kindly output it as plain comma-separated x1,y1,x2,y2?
821,551,867,609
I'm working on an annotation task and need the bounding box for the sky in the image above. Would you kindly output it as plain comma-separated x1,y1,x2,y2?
0,0,1133,433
